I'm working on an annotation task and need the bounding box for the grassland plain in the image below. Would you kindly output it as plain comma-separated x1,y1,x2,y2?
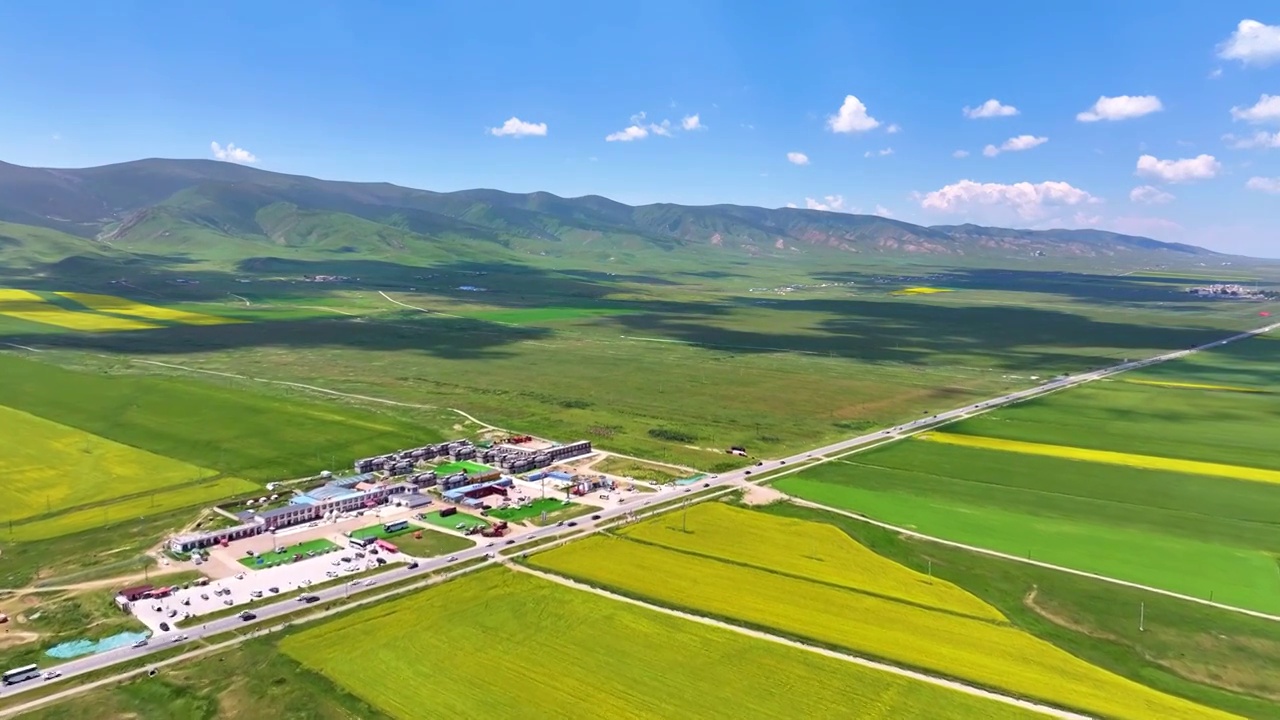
529,509,1235,720
773,447,1280,613
382,527,473,557
280,568,1045,720
0,289,158,332
11,258,1266,471
620,503,1004,621
593,455,687,482
54,291,239,326
0,352,448,483
14,638,394,720
752,501,1280,718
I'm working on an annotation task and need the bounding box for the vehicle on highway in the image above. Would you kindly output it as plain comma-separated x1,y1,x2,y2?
407,561,419,569
2,664,41,686
132,639,148,648
303,595,320,604
567,521,578,527
590,514,601,520
239,611,256,621
504,540,515,545
703,482,711,487
744,470,752,475
171,634,188,643
41,670,60,681
446,556,458,562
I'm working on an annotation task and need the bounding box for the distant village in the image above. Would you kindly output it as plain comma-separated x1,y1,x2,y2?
1186,284,1276,300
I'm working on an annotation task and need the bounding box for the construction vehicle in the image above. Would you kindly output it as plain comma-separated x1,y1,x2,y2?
480,521,509,538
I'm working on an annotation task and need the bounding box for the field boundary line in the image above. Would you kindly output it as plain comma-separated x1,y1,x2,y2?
508,563,1090,720
124,358,504,431
788,498,1280,624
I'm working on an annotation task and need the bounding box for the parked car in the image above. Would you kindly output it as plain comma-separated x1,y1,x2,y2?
199,593,208,600
250,590,263,598
376,557,387,565
223,599,234,606
158,622,169,632
267,587,279,594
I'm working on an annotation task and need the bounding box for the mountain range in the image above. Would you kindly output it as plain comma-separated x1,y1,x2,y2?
0,158,1223,267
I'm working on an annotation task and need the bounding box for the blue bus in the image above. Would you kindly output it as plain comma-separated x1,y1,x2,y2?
2,664,39,685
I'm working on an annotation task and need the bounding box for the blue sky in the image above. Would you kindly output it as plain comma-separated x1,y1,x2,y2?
1,1,1277,255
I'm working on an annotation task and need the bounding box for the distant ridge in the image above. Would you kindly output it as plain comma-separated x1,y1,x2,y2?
0,158,1222,260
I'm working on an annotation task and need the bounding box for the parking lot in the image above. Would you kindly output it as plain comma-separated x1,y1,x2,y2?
133,545,411,633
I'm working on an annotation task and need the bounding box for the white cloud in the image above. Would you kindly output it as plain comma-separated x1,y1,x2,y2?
863,147,894,158
1246,176,1280,193
1129,185,1175,204
826,95,880,133
963,99,1019,119
786,152,810,166
1135,153,1221,183
51,133,62,141
605,115,673,142
785,202,798,209
953,149,970,159
1209,67,1224,79
873,204,894,218
805,195,847,212
681,114,704,131
605,125,649,142
983,135,1048,157
1076,95,1163,122
1217,19,1280,66
210,141,258,164
488,117,548,137
1225,131,1280,149
886,123,901,134
1230,94,1280,123
918,180,1099,220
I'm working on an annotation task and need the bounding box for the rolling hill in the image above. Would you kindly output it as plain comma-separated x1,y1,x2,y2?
0,158,1227,266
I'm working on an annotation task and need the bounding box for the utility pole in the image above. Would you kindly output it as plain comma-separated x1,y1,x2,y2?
1139,601,1145,632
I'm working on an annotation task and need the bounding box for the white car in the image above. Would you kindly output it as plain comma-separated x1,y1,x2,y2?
235,573,245,580
42,670,61,680
171,634,188,643
446,556,458,562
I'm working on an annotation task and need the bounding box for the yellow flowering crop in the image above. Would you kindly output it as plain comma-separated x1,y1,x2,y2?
622,502,1003,621
0,289,157,332
1124,378,1264,393
56,291,239,326
532,536,1238,720
920,432,1280,485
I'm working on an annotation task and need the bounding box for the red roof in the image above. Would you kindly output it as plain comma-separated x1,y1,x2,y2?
118,584,154,597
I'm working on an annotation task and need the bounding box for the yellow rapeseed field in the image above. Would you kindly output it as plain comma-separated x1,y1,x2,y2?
621,502,1003,621
0,289,158,332
1124,378,1265,393
0,403,222,526
55,291,239,326
532,536,1238,720
892,286,953,295
282,569,1042,720
920,432,1280,485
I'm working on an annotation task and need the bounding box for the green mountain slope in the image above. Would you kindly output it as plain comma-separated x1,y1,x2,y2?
0,158,1233,263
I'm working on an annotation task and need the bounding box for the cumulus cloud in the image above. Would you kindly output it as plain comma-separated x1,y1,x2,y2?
873,204,894,218
488,117,548,137
786,151,810,165
983,135,1048,157
963,99,1019,119
805,195,847,212
917,179,1099,220
1246,176,1280,193
681,114,704,131
953,149,970,158
785,202,798,208
605,113,674,142
210,141,258,164
1129,185,1175,204
1076,95,1163,122
1225,131,1280,149
1230,94,1280,123
1135,154,1221,183
1217,19,1280,66
886,123,901,134
864,147,894,158
826,95,880,133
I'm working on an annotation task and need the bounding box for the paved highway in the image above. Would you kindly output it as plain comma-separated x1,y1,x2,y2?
5,321,1275,699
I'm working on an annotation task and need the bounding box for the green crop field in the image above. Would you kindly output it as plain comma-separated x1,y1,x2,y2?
530,505,1234,720
240,538,339,568
349,523,415,541
751,501,1280,718
0,353,447,483
280,568,1043,719
431,460,494,476
775,333,1280,613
